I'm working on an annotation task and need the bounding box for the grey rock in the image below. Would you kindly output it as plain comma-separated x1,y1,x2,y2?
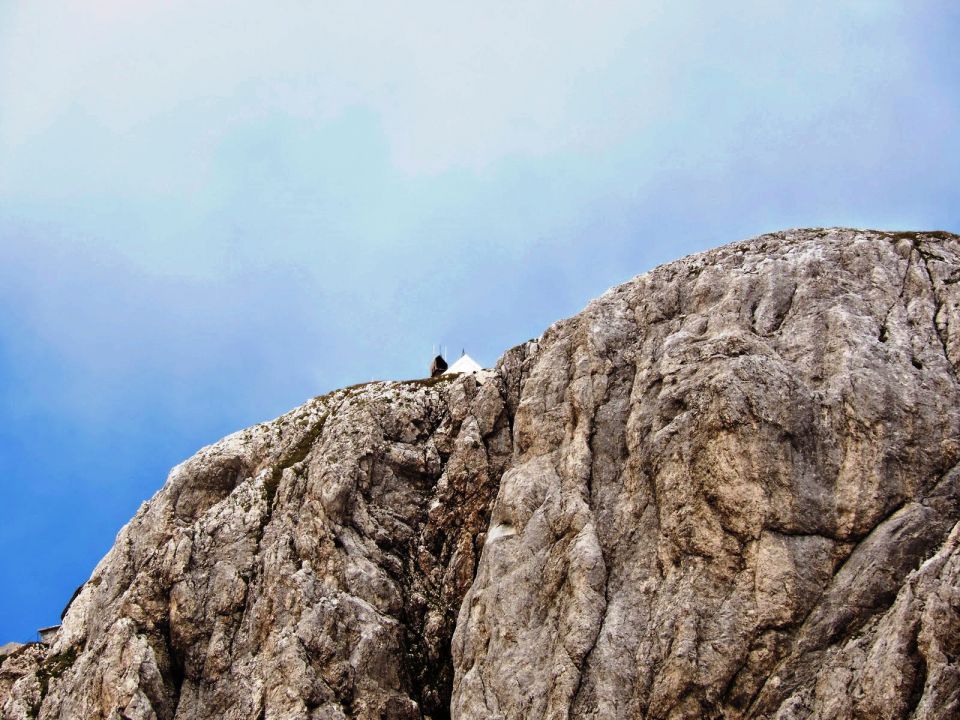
3,228,959,719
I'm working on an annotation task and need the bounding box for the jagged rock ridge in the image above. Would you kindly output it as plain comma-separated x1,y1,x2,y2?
3,228,959,719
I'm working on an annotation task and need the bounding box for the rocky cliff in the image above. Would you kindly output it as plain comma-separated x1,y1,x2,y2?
3,228,960,720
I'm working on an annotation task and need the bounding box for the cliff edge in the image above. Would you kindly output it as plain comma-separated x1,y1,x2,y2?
3,228,959,719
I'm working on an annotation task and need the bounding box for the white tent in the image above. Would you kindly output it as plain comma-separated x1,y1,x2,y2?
444,353,483,374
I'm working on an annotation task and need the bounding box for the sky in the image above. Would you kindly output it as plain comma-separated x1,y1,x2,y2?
1,1,958,642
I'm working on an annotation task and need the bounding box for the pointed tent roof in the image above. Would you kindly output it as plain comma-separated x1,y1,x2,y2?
444,353,483,374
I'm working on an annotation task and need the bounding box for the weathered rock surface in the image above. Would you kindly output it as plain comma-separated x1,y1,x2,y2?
3,228,959,719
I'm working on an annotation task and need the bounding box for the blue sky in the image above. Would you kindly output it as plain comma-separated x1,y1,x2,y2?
1,1,958,641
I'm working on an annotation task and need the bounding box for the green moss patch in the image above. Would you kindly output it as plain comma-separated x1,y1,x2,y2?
34,645,79,709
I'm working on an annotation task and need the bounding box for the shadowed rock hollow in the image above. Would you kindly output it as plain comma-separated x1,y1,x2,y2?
3,228,959,720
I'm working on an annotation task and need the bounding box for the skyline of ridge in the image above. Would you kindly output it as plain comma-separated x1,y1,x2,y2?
2,1,959,642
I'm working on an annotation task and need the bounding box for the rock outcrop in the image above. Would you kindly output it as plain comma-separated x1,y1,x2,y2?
3,228,959,719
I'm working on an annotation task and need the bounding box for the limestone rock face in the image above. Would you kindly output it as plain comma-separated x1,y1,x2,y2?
3,229,960,720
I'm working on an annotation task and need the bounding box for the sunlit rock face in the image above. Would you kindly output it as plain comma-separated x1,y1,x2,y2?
3,229,960,720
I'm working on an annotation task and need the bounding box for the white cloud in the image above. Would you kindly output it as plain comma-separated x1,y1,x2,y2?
6,1,928,177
